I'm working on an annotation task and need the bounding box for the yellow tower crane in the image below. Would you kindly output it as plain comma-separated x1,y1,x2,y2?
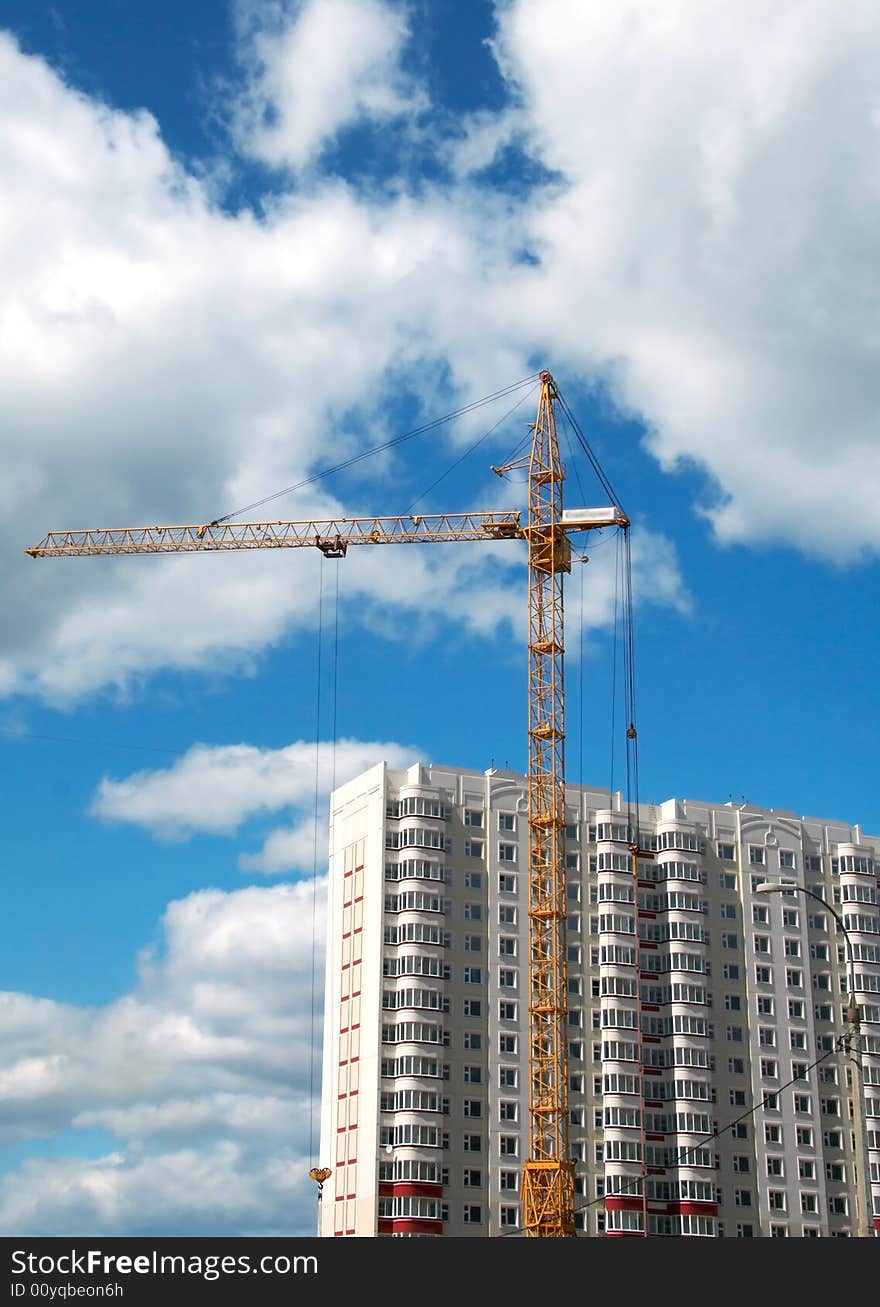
26,369,628,1238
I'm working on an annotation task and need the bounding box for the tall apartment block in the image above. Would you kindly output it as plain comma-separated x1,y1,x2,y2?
318,761,880,1238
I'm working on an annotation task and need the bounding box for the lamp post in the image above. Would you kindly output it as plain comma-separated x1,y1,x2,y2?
756,880,874,1238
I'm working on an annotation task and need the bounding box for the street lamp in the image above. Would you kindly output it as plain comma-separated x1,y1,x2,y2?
756,879,874,1238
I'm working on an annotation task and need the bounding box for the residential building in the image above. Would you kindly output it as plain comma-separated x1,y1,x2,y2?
318,761,880,1237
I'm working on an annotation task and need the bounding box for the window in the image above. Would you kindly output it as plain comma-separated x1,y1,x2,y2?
722,933,739,949
779,850,795,868
786,968,803,988
500,1101,518,1122
721,904,737,919
463,967,482,984
463,1204,482,1224
463,1100,483,1118
794,1094,811,1114
734,1190,753,1207
754,935,770,954
499,843,517,863
758,1027,776,1047
500,1170,518,1191
790,1030,807,1050
798,1159,816,1180
499,937,517,956
463,1168,482,1187
499,1068,518,1088
788,1000,805,1019
720,873,737,890
820,1098,840,1117
764,1123,782,1144
499,1034,517,1055
726,1026,743,1042
784,938,800,957
499,1206,518,1228
766,1156,784,1177
464,902,482,920
499,1136,518,1156
464,934,482,952
768,1191,786,1211
731,1123,748,1139
724,995,742,1011
722,963,740,980
463,1032,482,1050
800,1192,818,1215
730,1090,747,1107
498,873,516,893
463,1134,482,1152
760,1058,778,1079
732,1155,750,1173
757,996,774,1016
464,839,484,858
718,843,735,861
463,1065,482,1084
796,1127,814,1148
736,1223,754,1238
782,907,798,928
752,904,769,924
463,999,481,1017
828,1196,848,1216
499,905,517,924
749,846,765,865
464,870,482,888
499,1001,517,1021
755,964,772,984
499,969,516,988
464,809,483,827
498,812,516,831
728,1057,745,1075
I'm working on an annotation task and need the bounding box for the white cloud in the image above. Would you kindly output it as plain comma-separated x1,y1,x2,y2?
232,0,425,172
0,882,325,1235
90,738,418,875
12,0,871,712
480,0,880,562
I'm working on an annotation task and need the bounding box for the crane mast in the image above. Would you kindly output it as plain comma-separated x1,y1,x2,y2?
26,370,627,1238
519,370,576,1235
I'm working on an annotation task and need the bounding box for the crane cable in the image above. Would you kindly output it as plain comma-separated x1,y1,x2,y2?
210,374,542,527
308,554,342,1172
404,381,540,516
308,555,326,1170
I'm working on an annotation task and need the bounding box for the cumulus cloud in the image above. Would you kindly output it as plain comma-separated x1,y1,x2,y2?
0,10,694,709
89,737,418,874
6,0,871,715
479,0,880,562
232,0,426,172
0,882,325,1235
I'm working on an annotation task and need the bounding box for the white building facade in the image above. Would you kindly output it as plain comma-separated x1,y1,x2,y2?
318,761,880,1238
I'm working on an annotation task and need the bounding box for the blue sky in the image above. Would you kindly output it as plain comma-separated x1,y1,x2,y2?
2,0,879,1236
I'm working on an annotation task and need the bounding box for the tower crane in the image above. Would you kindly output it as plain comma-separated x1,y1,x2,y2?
26,370,628,1237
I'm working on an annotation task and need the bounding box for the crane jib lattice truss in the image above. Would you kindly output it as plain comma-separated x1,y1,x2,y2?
27,370,628,1237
